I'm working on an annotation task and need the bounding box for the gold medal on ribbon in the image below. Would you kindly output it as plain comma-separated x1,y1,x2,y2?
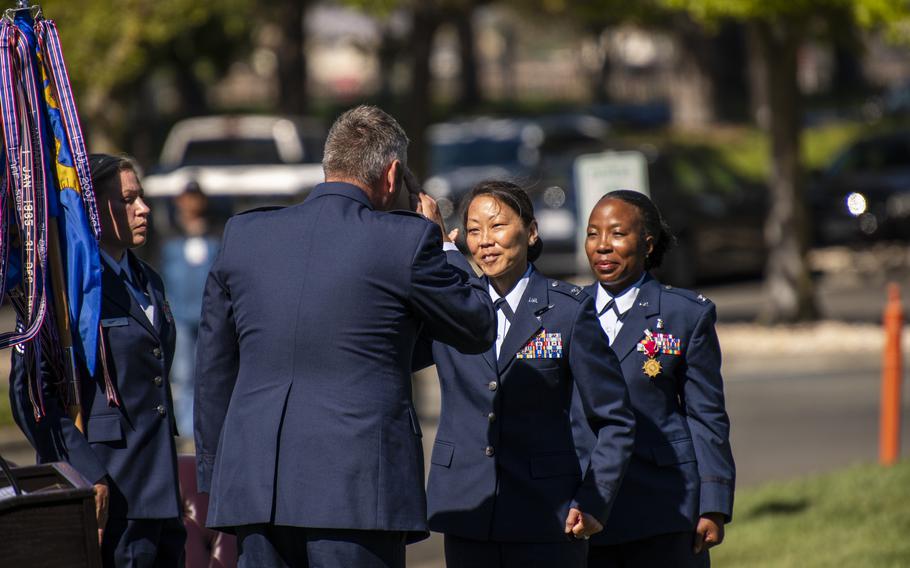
640,330,661,378
642,357,662,378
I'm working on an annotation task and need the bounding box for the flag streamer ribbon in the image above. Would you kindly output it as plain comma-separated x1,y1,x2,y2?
0,11,105,422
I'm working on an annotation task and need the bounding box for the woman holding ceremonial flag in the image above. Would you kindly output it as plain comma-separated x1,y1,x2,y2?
9,155,184,567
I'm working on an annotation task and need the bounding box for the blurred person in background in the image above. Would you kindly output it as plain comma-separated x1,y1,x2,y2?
9,154,184,567
161,181,219,438
414,181,635,568
576,190,735,568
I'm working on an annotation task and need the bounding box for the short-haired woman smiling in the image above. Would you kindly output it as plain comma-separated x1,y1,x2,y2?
416,181,636,568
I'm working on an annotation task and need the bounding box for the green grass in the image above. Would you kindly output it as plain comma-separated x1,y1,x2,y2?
714,461,910,567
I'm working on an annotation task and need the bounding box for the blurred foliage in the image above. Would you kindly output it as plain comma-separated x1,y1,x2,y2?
504,0,670,27
620,119,903,184
661,0,910,39
341,0,483,17
714,460,910,567
40,0,253,102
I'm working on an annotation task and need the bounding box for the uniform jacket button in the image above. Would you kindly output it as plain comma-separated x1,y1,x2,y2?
156,404,166,417
152,347,162,359
152,376,163,387
487,412,496,422
488,381,498,391
484,446,495,457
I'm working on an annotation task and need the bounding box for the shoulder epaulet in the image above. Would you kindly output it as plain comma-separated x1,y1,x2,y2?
236,205,285,216
662,284,712,306
548,279,588,302
387,209,426,219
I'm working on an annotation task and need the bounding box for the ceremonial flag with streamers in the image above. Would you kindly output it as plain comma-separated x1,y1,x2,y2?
0,8,104,420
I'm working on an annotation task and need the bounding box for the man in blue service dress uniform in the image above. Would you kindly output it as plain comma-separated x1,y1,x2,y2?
9,154,184,567
193,105,496,568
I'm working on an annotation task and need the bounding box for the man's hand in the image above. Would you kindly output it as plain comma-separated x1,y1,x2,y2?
564,507,603,539
94,481,109,546
693,512,725,553
403,165,422,211
415,192,452,243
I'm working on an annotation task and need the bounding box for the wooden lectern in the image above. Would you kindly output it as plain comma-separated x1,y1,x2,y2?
0,456,101,567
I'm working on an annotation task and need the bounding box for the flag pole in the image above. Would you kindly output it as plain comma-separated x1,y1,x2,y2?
16,0,84,432
33,0,84,433
48,220,83,431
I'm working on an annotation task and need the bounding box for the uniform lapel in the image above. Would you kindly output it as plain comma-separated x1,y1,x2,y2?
606,275,661,362
481,340,497,373
496,270,547,372
129,252,170,338
101,255,157,338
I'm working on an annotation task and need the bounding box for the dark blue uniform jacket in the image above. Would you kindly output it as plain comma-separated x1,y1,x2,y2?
573,275,735,545
193,182,495,540
9,251,180,519
417,266,635,542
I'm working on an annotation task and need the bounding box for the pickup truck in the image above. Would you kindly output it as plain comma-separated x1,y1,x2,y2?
142,115,325,204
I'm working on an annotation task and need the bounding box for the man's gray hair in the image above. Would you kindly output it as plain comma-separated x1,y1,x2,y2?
323,105,409,188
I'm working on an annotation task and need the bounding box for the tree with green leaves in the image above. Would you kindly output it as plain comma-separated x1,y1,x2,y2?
342,0,487,176
35,0,255,159
661,0,910,323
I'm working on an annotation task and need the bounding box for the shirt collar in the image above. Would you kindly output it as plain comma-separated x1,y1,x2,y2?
307,182,374,210
100,249,133,282
596,273,646,316
489,264,534,312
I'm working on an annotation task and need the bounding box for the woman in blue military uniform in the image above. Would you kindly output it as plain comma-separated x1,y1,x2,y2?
9,154,184,567
576,190,735,567
415,181,635,568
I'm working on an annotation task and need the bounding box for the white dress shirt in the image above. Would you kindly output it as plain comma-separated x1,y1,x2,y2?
595,274,646,345
100,249,155,325
489,264,533,358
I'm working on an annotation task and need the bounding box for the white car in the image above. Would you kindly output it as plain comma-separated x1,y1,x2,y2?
143,115,325,200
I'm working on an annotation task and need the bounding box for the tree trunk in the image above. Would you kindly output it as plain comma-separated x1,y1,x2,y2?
377,24,400,109
755,21,818,323
712,23,749,122
405,4,441,178
746,24,770,129
669,16,715,130
274,0,307,115
454,6,481,111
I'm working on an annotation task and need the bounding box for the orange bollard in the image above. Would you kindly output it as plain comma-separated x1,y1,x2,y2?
880,282,904,466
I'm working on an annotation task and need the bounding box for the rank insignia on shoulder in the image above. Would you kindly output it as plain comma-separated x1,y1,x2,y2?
697,294,708,303
570,286,581,296
517,330,563,359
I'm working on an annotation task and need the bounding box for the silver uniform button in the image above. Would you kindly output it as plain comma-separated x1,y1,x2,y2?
156,404,167,417
153,376,163,387
488,381,498,391
487,412,496,422
484,446,495,457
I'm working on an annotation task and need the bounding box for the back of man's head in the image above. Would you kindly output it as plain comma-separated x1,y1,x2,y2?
323,105,409,190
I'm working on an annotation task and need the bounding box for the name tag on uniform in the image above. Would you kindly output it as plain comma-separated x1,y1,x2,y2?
517,330,563,359
101,317,129,328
